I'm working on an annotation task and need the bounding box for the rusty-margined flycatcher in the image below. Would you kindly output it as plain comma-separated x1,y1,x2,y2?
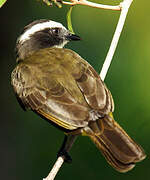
11,19,146,172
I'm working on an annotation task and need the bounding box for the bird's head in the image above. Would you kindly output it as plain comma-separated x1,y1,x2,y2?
16,19,81,60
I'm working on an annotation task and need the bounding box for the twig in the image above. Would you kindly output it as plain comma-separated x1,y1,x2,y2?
43,0,133,180
43,156,65,180
100,0,133,80
63,0,121,11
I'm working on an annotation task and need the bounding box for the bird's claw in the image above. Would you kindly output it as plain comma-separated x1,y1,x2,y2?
57,150,72,163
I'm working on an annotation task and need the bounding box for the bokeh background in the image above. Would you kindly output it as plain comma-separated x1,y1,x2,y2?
0,0,150,179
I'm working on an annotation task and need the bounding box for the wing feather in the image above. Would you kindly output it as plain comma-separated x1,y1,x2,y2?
11,48,114,130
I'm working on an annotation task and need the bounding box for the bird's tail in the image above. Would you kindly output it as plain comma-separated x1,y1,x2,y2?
82,113,146,172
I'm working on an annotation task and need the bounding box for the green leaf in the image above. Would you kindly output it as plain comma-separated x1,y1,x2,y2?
0,0,7,8
67,6,74,34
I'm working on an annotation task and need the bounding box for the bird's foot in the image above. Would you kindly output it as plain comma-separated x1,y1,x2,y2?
57,150,72,163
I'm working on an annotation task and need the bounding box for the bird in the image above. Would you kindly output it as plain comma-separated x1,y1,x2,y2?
11,19,146,173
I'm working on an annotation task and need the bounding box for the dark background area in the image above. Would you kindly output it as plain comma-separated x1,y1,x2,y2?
0,0,149,179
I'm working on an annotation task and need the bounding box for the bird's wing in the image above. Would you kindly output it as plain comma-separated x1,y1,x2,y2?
11,48,114,131
74,63,114,115
11,61,89,131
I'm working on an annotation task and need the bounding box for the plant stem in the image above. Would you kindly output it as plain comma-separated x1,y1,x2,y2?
43,156,65,180
63,0,121,11
100,0,133,80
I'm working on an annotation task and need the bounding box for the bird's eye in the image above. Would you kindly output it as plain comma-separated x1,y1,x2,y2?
51,28,59,35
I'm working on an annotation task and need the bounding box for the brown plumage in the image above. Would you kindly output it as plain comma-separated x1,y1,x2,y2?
11,47,146,172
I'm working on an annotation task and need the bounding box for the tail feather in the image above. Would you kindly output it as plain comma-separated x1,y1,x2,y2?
83,114,146,172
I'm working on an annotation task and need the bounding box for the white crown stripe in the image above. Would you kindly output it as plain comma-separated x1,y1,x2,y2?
19,21,66,43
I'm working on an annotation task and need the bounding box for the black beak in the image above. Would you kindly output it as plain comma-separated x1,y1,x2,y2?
66,34,81,41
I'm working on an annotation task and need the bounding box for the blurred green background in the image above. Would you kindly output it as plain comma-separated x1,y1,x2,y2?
0,0,149,179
